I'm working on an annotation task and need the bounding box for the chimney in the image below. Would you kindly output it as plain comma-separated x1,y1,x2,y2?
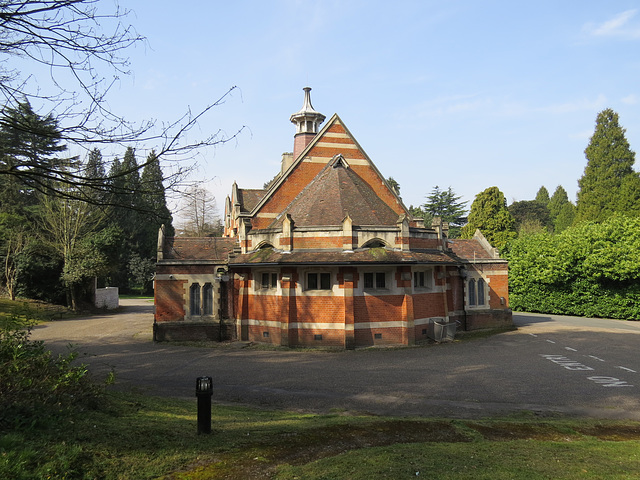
281,152,294,174
290,87,325,159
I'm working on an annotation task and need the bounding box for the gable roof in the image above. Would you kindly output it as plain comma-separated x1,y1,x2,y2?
268,155,400,228
237,188,267,213
449,231,503,262
248,114,409,229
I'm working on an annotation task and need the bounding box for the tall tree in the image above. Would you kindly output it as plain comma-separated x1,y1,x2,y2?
461,186,516,250
576,108,638,223
0,101,70,211
80,148,107,205
0,213,29,300
121,147,141,209
178,186,222,237
508,200,551,233
0,2,243,203
422,186,468,238
548,185,575,233
140,150,174,257
534,186,550,206
554,203,576,234
37,192,106,309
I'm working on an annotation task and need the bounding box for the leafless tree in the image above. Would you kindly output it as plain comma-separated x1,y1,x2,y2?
0,1,243,203
176,186,222,237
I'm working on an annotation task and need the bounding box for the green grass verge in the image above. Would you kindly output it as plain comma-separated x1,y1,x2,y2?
0,297,76,324
2,391,640,479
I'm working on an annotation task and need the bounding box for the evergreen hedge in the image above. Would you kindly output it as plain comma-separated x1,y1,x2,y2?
505,216,640,320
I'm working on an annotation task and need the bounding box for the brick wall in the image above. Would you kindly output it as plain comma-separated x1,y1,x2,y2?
155,279,186,322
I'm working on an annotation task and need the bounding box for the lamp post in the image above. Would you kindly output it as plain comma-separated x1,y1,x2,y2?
196,376,213,434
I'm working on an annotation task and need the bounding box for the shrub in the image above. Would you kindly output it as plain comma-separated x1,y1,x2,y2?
0,314,109,431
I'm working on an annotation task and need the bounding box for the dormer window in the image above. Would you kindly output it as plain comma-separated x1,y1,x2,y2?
362,239,386,249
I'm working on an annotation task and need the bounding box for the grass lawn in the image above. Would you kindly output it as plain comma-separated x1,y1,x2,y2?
1,391,639,479
2,297,639,479
0,297,76,324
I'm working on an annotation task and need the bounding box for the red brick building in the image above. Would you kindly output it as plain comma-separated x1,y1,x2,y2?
154,88,512,346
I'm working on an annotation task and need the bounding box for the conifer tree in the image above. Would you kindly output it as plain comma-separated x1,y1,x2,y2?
122,146,141,210
534,186,550,206
548,185,575,233
461,186,516,250
422,186,468,238
0,101,70,212
140,150,174,258
576,109,638,223
81,148,108,205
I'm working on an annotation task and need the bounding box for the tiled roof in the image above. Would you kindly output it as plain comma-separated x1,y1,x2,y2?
229,247,458,265
268,158,399,229
448,239,496,261
238,188,267,213
162,237,238,261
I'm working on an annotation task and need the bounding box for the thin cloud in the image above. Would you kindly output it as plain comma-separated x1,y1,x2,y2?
539,94,608,114
584,9,640,39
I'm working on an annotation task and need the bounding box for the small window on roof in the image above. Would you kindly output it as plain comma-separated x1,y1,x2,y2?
363,239,386,249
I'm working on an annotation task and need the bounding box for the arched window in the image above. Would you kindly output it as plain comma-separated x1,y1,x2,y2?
190,283,201,316
362,239,386,249
468,279,476,306
477,278,486,306
202,283,213,315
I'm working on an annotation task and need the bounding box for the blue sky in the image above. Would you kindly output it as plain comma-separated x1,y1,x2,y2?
104,1,640,217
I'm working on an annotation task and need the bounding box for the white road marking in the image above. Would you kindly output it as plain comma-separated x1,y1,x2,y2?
588,355,605,362
540,354,594,371
616,366,637,373
540,355,635,388
565,347,577,352
588,376,633,387
546,339,556,344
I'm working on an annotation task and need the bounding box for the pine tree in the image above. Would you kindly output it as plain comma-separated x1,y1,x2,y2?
576,109,637,223
422,186,468,238
0,101,69,212
461,186,516,250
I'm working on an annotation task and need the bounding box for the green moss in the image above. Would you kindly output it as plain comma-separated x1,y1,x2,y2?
369,247,388,259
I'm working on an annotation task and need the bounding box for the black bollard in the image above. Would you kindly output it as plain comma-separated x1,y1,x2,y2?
196,376,213,434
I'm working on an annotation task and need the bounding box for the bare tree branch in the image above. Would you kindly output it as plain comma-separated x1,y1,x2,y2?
0,1,245,204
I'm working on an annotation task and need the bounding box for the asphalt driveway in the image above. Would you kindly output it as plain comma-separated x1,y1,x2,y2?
30,299,640,420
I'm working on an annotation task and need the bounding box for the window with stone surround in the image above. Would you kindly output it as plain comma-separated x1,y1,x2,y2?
190,283,201,315
363,271,387,290
468,277,487,308
307,272,331,290
259,272,278,290
413,268,434,290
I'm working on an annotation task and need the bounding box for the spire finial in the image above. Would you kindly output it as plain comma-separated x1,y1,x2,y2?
290,87,326,159
290,87,325,135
